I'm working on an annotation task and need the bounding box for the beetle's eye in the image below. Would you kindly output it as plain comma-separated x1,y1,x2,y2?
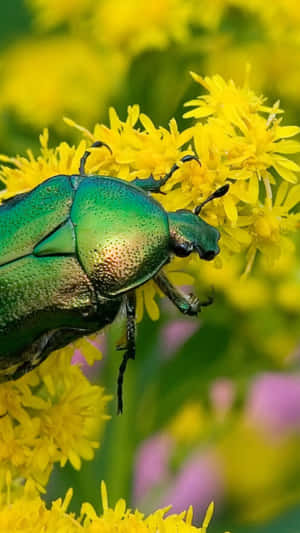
174,244,191,257
202,250,216,261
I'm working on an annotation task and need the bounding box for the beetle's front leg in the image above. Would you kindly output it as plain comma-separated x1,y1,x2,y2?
154,270,213,316
117,291,136,414
130,155,200,193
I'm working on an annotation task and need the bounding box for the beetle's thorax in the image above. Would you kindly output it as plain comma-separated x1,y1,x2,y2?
71,176,171,296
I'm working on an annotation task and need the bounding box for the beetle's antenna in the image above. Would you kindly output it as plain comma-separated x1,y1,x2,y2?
194,184,229,215
160,155,201,187
79,141,112,175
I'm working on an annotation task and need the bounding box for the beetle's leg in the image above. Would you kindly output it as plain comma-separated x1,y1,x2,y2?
154,270,213,316
117,291,136,414
130,155,201,193
79,141,112,175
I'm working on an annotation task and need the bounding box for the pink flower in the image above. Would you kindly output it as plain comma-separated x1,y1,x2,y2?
161,319,199,358
210,378,235,418
133,433,173,504
246,373,300,437
163,451,224,522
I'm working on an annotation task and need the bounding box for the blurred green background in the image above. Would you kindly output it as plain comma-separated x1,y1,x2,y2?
1,1,300,532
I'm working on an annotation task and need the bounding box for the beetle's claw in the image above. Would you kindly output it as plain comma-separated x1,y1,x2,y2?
187,292,214,314
187,294,201,315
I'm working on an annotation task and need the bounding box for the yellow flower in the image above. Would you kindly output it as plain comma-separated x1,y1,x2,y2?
28,0,192,55
218,422,300,522
184,74,300,187
168,402,207,445
1,71,300,324
18,0,300,151
0,480,226,533
92,0,192,55
27,0,93,29
0,37,125,129
276,281,300,312
0,343,109,493
0,128,88,199
198,2,300,109
180,73,300,270
184,72,274,122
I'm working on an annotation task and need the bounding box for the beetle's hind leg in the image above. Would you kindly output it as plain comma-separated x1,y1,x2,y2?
130,155,201,193
79,141,112,175
154,270,213,316
117,291,136,414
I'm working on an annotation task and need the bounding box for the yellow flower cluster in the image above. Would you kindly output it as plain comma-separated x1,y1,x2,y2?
0,337,108,497
0,37,125,129
231,0,300,43
0,480,224,533
27,0,192,53
27,0,94,29
67,74,300,270
0,96,239,524
0,0,192,131
0,0,294,132
1,0,300,135
184,73,300,262
1,73,299,321
195,0,300,106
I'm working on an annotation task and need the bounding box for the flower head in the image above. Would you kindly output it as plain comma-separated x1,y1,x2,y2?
1,72,299,323
0,37,125,129
0,341,109,494
0,480,226,533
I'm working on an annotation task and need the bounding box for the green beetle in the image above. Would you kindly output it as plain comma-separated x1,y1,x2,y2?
0,142,229,412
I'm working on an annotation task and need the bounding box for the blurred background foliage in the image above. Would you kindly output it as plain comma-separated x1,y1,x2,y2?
0,1,300,532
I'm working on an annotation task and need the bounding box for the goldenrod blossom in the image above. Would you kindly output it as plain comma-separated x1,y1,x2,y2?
27,0,93,29
0,37,125,129
91,0,192,55
1,73,299,321
0,480,227,533
0,342,109,495
28,0,192,54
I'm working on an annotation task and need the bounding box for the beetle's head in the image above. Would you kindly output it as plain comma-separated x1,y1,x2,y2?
168,184,229,261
